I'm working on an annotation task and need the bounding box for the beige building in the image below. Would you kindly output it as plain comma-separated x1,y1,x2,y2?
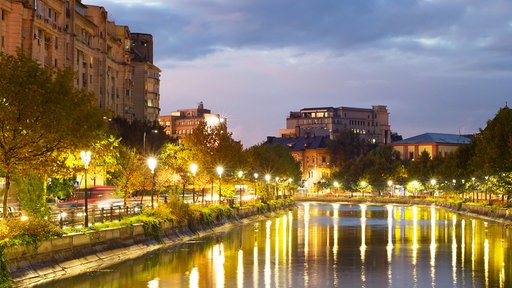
0,0,159,123
391,133,472,161
160,102,226,141
281,105,391,144
265,135,331,193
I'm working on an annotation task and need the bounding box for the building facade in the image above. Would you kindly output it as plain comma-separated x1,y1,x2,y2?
391,133,472,161
281,105,391,144
159,102,226,141
0,0,159,123
265,135,331,193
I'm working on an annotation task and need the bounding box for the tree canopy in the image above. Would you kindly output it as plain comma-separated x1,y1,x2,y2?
0,52,106,217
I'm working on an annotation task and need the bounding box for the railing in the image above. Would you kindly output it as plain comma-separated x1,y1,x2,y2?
50,205,142,229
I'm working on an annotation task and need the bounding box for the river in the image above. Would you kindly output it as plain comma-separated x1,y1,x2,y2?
35,202,512,287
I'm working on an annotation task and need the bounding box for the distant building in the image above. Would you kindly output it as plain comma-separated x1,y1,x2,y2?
281,105,391,144
159,102,226,141
265,134,331,193
0,1,160,123
391,133,472,161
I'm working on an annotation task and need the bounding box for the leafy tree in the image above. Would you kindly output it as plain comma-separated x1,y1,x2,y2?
358,145,404,193
327,129,367,169
472,106,512,174
0,52,106,217
245,144,301,200
181,120,244,178
110,145,147,205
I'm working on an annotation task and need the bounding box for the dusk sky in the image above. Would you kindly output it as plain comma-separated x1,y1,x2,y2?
85,0,511,147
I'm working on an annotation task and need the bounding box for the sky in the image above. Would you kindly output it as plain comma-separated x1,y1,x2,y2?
85,0,512,147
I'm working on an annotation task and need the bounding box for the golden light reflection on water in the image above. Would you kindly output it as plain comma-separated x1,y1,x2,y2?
40,202,512,288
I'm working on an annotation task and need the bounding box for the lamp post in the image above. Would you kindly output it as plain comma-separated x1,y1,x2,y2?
217,166,223,204
147,157,157,209
430,179,437,197
254,173,259,202
265,174,271,199
238,170,243,206
275,177,279,199
361,181,367,197
334,181,339,196
80,151,91,227
143,130,158,155
190,163,198,203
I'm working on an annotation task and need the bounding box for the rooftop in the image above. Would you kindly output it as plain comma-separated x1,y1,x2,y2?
394,133,472,145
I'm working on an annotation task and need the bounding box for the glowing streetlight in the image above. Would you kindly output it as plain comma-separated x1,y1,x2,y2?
237,170,243,206
147,157,157,209
254,173,259,202
80,151,91,227
430,179,437,197
361,181,367,197
217,166,224,203
387,180,393,196
190,163,198,203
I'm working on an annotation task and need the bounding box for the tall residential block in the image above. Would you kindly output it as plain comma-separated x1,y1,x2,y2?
0,0,160,123
281,105,391,144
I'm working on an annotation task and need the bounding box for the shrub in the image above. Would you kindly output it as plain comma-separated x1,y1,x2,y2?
0,218,62,242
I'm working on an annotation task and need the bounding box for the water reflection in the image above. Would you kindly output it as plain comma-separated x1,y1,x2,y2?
36,203,512,288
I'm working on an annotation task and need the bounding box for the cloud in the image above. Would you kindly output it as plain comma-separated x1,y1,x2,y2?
85,0,512,146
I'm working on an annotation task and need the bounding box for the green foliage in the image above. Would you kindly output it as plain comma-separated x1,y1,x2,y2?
0,51,106,217
14,173,50,219
245,144,301,182
0,218,62,242
181,121,244,177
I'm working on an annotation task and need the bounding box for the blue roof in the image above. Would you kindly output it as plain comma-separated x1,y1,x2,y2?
394,133,471,144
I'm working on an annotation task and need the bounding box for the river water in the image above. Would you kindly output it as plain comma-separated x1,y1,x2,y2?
35,202,511,288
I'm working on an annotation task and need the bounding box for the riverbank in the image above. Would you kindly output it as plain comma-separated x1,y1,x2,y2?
295,195,512,225
5,203,295,287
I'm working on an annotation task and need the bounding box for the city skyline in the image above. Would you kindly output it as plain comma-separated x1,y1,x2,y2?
85,0,511,147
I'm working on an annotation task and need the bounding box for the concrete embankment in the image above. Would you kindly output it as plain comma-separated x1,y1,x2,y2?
295,196,512,224
6,205,276,287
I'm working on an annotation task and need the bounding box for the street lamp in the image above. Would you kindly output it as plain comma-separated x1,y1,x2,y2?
361,181,367,197
143,129,158,155
190,163,198,203
430,179,437,197
275,177,279,199
254,173,259,202
147,157,157,209
334,181,339,196
217,166,223,203
238,170,243,206
80,151,91,227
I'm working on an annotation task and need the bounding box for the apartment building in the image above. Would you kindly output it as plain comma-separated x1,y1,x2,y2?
0,0,158,123
159,102,226,141
131,33,160,123
281,105,391,144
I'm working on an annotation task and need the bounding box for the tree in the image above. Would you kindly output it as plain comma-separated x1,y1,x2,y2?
0,52,106,217
471,105,512,200
245,144,301,200
181,121,244,177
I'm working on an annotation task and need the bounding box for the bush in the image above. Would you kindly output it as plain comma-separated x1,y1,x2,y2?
0,218,62,243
